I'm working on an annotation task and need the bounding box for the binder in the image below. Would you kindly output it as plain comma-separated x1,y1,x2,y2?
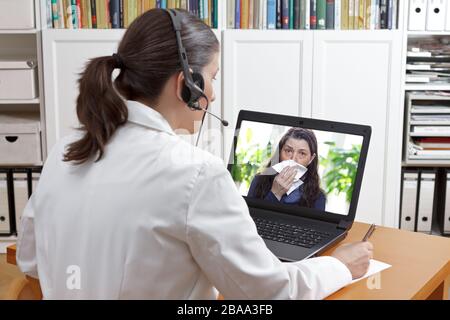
0,170,11,235
13,171,30,234
416,171,436,233
443,170,450,234
32,169,41,194
426,0,446,31
400,171,419,231
409,0,427,30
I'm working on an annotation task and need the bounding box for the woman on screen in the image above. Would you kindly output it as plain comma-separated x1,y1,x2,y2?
247,128,326,210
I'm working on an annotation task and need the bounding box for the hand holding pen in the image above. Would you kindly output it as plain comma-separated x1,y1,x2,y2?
331,224,375,279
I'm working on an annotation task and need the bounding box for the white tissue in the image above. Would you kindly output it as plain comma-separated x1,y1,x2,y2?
271,160,308,195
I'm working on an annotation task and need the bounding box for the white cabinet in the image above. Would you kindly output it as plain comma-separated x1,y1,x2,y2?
222,30,314,160
312,31,403,226
222,30,403,226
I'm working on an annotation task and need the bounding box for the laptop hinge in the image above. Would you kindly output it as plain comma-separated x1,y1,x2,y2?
337,220,352,230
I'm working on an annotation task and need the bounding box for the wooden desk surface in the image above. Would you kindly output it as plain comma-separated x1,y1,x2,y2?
321,222,450,300
6,244,16,266
6,223,450,300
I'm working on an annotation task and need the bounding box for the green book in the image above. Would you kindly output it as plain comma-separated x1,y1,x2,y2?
213,0,218,28
316,0,326,29
300,0,305,29
51,0,58,28
289,0,294,29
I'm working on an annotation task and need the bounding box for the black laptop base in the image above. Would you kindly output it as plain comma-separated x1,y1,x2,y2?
250,207,348,262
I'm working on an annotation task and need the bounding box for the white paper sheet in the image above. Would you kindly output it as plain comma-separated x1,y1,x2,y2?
351,259,392,284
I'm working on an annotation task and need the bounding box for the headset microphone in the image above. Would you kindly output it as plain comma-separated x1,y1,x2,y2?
199,107,228,127
190,99,228,127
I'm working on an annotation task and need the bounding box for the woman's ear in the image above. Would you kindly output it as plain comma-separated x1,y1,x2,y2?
308,153,316,166
175,71,185,102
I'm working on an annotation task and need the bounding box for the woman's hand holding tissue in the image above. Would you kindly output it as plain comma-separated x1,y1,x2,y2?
271,166,297,200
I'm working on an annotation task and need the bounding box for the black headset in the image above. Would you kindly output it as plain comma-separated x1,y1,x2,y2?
165,9,207,111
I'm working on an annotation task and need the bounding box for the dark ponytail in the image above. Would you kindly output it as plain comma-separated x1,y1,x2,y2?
63,9,219,164
63,56,127,164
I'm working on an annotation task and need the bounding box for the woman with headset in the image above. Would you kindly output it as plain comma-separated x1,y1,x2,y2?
17,9,372,299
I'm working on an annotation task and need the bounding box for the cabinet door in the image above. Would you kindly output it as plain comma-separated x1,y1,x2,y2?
222,30,313,162
312,31,403,226
42,29,125,153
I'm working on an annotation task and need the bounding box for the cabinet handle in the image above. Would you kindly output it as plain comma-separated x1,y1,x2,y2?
5,136,18,143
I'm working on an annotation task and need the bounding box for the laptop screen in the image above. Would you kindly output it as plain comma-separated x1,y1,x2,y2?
229,120,364,216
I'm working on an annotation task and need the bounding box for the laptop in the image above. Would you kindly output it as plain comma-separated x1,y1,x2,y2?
227,110,371,262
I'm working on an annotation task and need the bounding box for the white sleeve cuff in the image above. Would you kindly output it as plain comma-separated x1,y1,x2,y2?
293,256,353,299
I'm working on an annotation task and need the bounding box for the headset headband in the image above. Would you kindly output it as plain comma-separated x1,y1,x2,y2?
165,9,204,107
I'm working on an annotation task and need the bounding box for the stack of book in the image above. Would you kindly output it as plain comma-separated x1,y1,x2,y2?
406,39,450,84
49,0,218,29
227,0,399,30
409,137,450,159
408,92,450,160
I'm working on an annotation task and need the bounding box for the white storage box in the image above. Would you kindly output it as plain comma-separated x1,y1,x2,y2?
0,59,38,100
0,0,35,29
0,112,42,165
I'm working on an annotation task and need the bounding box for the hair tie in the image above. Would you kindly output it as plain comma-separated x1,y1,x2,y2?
112,53,125,69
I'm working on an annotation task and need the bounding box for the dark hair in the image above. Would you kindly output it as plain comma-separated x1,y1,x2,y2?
63,9,219,164
253,128,324,208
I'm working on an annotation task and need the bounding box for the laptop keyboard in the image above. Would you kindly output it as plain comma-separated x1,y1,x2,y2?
253,217,331,249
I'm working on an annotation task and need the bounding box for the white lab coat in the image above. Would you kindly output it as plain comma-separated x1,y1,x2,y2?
17,100,352,299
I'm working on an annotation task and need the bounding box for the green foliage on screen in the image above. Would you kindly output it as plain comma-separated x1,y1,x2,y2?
320,142,361,204
231,128,273,189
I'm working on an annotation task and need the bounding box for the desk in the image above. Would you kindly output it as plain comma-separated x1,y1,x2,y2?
6,222,450,300
322,222,450,300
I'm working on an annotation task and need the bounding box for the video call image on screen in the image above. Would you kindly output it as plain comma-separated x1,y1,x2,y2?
230,120,364,216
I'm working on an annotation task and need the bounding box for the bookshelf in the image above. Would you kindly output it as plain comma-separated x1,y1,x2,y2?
399,1,450,237
225,0,401,30
0,0,47,158
0,1,47,249
404,92,450,164
401,1,450,167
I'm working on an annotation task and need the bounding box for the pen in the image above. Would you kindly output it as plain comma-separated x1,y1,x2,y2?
362,224,376,242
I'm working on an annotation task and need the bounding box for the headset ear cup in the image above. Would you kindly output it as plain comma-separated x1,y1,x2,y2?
181,82,191,103
181,72,205,105
192,72,204,91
